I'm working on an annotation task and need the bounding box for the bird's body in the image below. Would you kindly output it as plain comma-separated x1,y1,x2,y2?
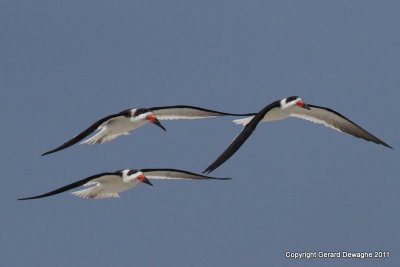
233,101,293,125
204,96,392,173
42,105,255,156
81,110,148,145
18,169,231,200
72,172,139,199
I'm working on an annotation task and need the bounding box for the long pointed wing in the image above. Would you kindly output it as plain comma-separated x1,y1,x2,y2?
141,168,231,180
18,172,119,200
203,101,281,174
42,112,128,156
291,104,392,148
151,105,256,120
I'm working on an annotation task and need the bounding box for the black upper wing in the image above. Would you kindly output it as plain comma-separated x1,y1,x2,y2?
42,110,130,156
291,104,392,149
141,168,232,180
203,101,281,174
18,172,118,200
150,105,256,120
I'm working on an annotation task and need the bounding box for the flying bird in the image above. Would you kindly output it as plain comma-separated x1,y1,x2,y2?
18,169,231,200
42,105,255,156
203,96,392,174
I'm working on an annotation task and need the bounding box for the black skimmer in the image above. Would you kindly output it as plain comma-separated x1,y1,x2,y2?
203,96,392,173
42,105,255,156
18,169,231,200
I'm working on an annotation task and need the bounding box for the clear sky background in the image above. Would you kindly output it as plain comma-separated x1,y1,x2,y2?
1,1,399,266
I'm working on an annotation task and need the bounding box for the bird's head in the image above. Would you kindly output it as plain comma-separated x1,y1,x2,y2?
132,108,167,131
281,96,311,110
125,169,153,186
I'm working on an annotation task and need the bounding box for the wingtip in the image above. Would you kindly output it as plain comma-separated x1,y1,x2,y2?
18,195,42,200
385,143,393,149
41,149,56,156
378,141,393,149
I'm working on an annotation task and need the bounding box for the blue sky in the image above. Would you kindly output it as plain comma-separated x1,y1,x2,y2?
1,1,399,266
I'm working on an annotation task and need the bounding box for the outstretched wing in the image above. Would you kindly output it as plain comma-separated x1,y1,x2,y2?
151,105,255,120
42,111,129,156
291,104,392,148
18,172,118,200
141,168,231,180
203,101,281,174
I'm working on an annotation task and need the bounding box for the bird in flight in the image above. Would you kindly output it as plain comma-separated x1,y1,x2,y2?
18,168,231,200
203,96,392,174
42,105,255,156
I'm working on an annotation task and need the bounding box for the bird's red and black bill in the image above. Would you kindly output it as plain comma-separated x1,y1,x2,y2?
147,114,167,132
138,174,153,186
296,100,311,110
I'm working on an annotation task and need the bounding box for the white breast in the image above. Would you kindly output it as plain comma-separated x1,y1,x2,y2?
104,179,138,194
107,116,147,134
71,176,139,199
